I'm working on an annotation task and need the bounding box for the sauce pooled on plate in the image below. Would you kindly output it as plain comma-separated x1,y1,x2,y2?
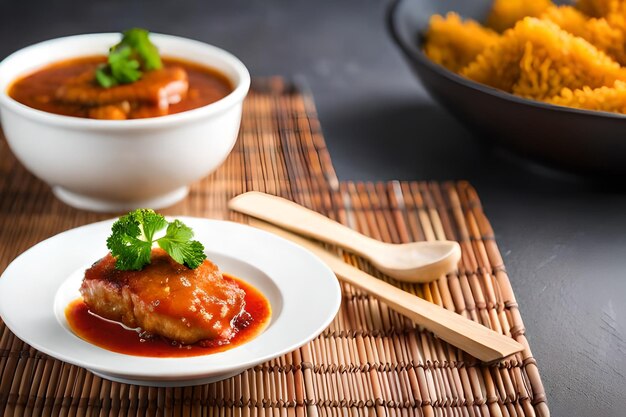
66,273,270,358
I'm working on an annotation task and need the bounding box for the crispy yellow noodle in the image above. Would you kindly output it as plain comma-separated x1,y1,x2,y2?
541,5,626,65
423,12,499,72
461,18,626,100
487,0,553,32
548,81,626,114
423,1,626,114
576,0,623,17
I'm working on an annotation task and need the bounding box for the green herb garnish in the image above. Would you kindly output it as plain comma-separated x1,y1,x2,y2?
106,209,206,271
95,28,163,88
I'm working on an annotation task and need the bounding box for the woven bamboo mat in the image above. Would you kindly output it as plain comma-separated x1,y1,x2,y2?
0,78,548,417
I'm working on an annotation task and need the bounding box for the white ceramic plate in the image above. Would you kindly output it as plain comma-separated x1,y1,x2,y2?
0,218,341,387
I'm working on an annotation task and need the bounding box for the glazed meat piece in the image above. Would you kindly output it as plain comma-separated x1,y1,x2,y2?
80,248,246,344
56,66,189,116
88,103,131,120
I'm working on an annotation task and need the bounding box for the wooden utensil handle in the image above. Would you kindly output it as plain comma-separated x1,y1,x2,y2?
327,257,523,362
229,192,381,254
248,218,524,363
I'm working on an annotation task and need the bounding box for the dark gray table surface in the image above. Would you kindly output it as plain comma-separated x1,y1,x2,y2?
1,1,625,416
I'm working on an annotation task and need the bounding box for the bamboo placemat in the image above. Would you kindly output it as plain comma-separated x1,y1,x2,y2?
0,78,548,417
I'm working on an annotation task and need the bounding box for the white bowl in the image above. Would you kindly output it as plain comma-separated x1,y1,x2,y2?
0,34,251,212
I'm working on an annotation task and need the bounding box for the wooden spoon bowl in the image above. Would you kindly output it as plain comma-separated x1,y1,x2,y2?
229,192,461,283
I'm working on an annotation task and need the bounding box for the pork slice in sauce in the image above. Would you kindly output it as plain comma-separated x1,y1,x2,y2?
88,102,131,120
81,249,247,344
56,67,189,119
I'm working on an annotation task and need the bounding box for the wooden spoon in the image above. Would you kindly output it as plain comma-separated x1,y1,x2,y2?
248,218,523,362
229,192,461,282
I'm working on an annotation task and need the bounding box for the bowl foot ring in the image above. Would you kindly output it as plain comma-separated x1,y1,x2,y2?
52,186,189,212
89,369,243,387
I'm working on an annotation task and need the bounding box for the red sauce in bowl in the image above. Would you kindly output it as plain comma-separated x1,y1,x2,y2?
8,56,232,119
65,274,271,357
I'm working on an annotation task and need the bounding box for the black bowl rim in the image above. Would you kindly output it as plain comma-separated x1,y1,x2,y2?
386,0,626,121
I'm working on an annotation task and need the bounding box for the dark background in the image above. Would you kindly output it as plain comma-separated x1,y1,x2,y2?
1,1,625,415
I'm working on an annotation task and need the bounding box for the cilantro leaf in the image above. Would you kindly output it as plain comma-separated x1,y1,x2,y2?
106,210,153,270
157,220,207,269
135,209,168,242
121,28,162,71
108,45,142,84
95,66,118,88
95,28,162,88
106,209,206,271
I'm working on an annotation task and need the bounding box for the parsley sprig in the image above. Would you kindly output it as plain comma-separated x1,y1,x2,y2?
96,28,163,88
106,209,206,270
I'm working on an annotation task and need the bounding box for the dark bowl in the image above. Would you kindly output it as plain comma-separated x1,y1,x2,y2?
387,0,626,175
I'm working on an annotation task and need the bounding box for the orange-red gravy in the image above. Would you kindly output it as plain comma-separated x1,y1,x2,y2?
8,56,232,119
65,275,271,357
